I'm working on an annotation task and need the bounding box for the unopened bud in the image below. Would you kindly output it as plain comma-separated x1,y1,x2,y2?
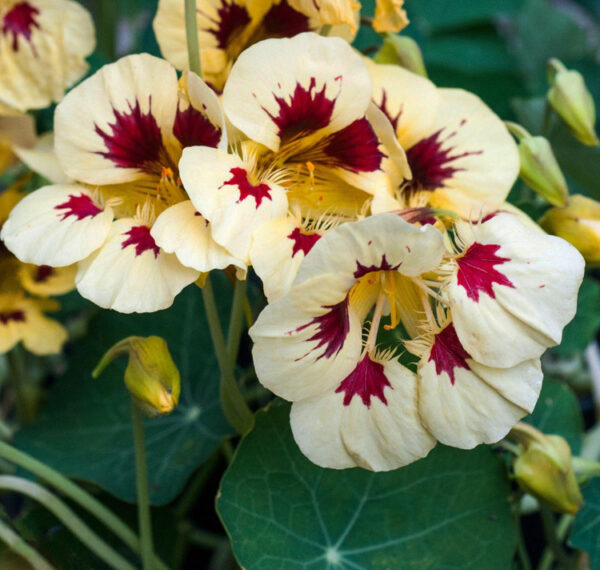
506,122,568,207
510,423,583,515
93,336,180,417
548,59,598,147
374,33,427,77
373,0,409,34
540,194,600,265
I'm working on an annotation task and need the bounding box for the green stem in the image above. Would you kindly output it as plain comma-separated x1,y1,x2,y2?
0,440,168,570
184,0,202,76
7,347,32,423
187,528,226,549
201,275,253,435
227,279,247,362
320,24,332,36
538,504,571,570
0,476,136,570
512,494,532,570
542,100,554,138
132,401,154,570
538,514,574,570
0,518,55,570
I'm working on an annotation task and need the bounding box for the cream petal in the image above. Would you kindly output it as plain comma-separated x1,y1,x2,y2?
295,213,445,285
250,273,362,401
448,214,585,368
75,218,199,313
0,0,95,111
20,305,68,355
0,184,113,267
13,132,70,184
151,200,244,272
179,146,288,263
55,54,179,185
222,32,372,151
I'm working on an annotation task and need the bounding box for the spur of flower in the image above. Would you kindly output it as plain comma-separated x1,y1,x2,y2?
249,212,584,471
153,0,359,90
0,0,95,112
366,59,519,219
1,53,240,314
180,32,409,295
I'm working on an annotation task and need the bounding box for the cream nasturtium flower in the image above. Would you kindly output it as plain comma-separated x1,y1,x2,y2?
366,60,519,218
1,54,240,313
153,0,358,90
0,0,95,112
181,32,408,288
250,212,583,470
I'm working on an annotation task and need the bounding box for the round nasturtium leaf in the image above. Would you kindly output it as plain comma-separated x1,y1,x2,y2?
217,400,516,570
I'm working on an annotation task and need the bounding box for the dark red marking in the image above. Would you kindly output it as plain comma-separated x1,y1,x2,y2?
456,242,514,302
294,298,350,361
95,98,167,174
354,254,400,279
262,0,310,36
263,77,336,142
428,323,471,385
220,167,272,208
405,127,482,192
336,354,391,407
2,2,39,51
0,310,25,325
34,265,54,283
324,118,383,173
376,89,401,132
121,225,160,258
200,0,250,49
287,227,320,257
173,106,221,149
55,194,102,221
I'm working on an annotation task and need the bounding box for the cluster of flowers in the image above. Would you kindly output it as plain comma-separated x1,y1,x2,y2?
0,0,586,470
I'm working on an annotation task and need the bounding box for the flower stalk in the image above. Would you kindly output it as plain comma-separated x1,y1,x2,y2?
184,0,202,76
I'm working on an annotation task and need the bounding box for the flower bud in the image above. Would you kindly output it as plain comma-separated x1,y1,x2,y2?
510,423,583,515
93,336,180,417
540,194,600,265
547,59,598,147
373,0,409,34
506,122,568,207
374,34,427,77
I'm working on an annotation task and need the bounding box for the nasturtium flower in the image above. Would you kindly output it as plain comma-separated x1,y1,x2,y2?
366,60,519,218
1,54,239,313
372,0,408,33
250,211,583,470
153,0,357,90
0,0,95,112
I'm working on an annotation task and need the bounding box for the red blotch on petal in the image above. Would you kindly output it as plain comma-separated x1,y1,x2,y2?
220,167,272,208
95,98,168,174
262,0,310,36
376,90,401,132
324,118,383,173
336,353,391,407
34,265,54,283
264,77,337,142
2,2,39,51
287,227,321,258
121,225,160,258
294,298,350,361
0,310,25,325
201,0,250,49
354,254,400,279
55,194,103,222
406,126,482,191
428,323,471,385
173,106,221,150
456,242,514,302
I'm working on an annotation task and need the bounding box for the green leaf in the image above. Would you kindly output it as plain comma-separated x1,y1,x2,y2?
14,279,233,504
570,478,600,566
524,378,583,454
217,401,516,570
552,278,600,359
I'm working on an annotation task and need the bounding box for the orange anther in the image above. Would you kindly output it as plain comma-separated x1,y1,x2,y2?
161,166,174,179
383,324,392,331
306,161,315,173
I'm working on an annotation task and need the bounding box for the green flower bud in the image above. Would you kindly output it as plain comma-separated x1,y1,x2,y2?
511,423,583,515
540,194,600,265
374,33,427,77
93,336,180,417
548,59,598,147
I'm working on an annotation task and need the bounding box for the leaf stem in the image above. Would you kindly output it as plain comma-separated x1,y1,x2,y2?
538,504,571,570
201,275,253,435
0,475,137,570
184,0,202,76
538,513,574,570
132,401,155,570
227,278,247,362
0,518,55,570
512,493,532,570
